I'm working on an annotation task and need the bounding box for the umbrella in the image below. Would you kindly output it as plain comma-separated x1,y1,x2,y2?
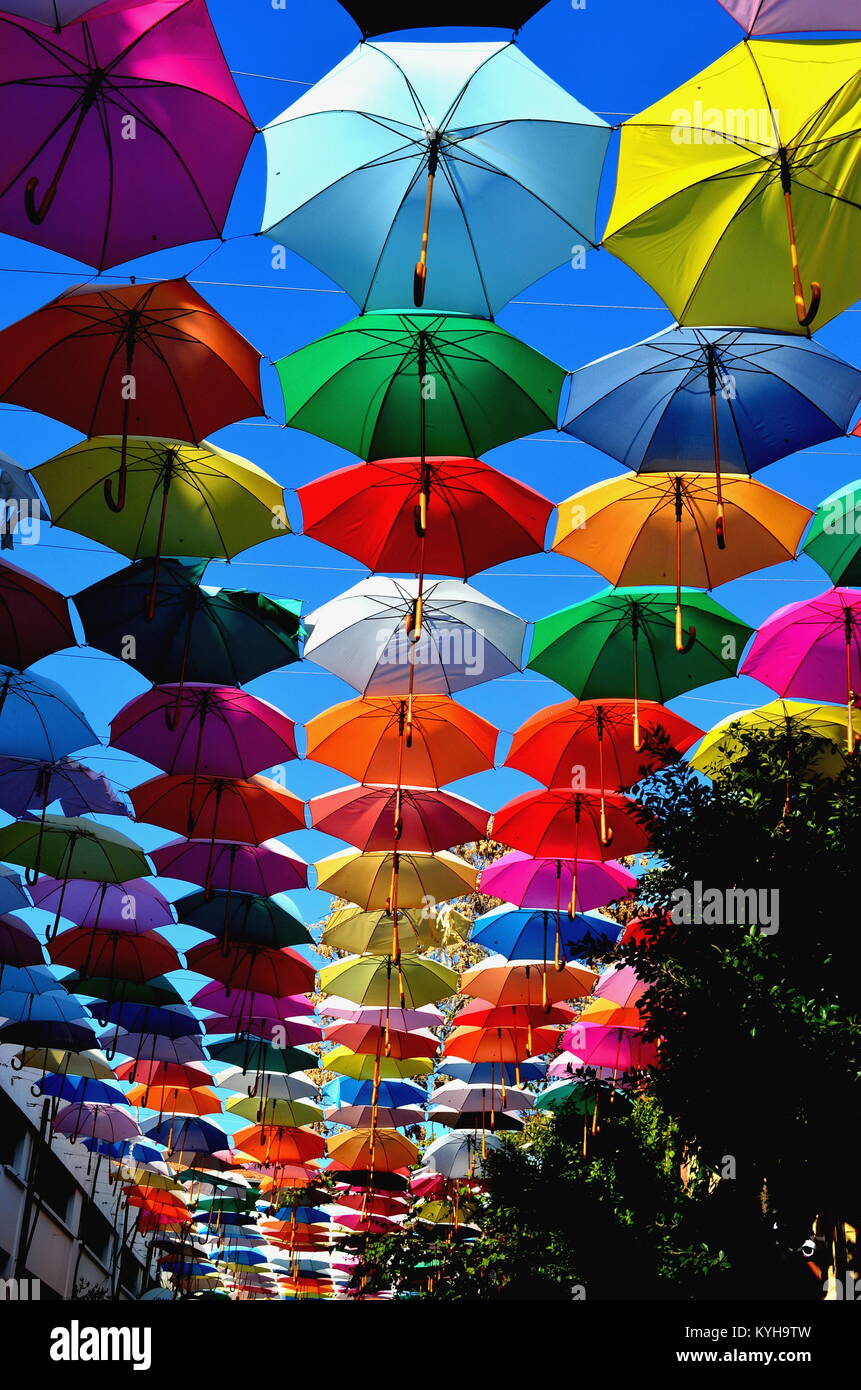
276,312,564,460
30,877,173,932
328,1128,418,1171
741,589,861,750
262,40,608,315
298,457,552,578
53,1101,139,1142
320,997,443,1029
0,449,40,552
207,1038,317,1077
0,5,254,268
321,1046,433,1080
175,891,310,951
193,983,313,1021
556,1025,659,1072
319,954,458,1008
310,783,488,853
803,480,861,586
554,473,811,621
76,558,302,689
213,1069,318,1102
0,756,129,821
603,40,861,332
0,913,44,967
314,848,476,910
131,773,305,845
184,941,315,998
48,926,180,981
0,668,96,761
0,866,30,914
337,4,550,39
14,1046,114,1079
330,1078,426,1109
443,1024,560,1063
421,1130,503,1178
0,815,150,901
479,851,637,913
111,686,297,778
527,587,753,747
454,999,575,1029
231,1126,326,1166
0,555,74,666
305,576,525,693
143,1116,231,1154
126,1084,222,1117
690,699,861,780
492,788,649,860
305,694,497,787
461,956,596,1007
716,0,860,34
326,1104,423,1129
431,1081,534,1113
323,1021,439,1061
471,904,620,961
225,1096,322,1128
321,904,441,956
36,438,286,616
152,838,308,896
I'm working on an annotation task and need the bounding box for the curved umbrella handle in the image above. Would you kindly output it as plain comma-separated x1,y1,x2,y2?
24,176,59,225
797,281,821,328
676,624,697,656
104,469,127,514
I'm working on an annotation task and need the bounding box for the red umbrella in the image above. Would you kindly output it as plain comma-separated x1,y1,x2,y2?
0,279,262,511
453,1000,576,1028
184,941,314,998
47,925,180,981
131,773,305,844
0,556,75,668
114,1060,214,1088
323,1021,439,1060
443,1025,561,1063
309,782,488,852
298,456,552,577
492,787,649,861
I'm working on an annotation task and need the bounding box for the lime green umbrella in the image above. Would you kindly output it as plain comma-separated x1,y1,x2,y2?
274,311,564,459
0,814,150,888
528,586,752,748
35,437,287,620
802,480,861,586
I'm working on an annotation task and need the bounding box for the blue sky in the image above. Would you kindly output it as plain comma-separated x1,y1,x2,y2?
3,0,860,1007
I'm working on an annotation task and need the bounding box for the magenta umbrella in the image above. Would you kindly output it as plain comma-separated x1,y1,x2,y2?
479,851,637,913
0,912,44,967
0,2,254,269
52,1099,140,1142
30,877,175,933
594,965,649,1007
716,0,860,33
151,838,308,895
553,1026,659,1073
200,1014,322,1046
111,684,298,780
191,982,314,1018
740,588,861,750
318,997,444,1031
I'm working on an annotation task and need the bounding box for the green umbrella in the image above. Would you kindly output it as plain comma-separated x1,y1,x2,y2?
802,480,861,586
275,311,565,459
528,586,752,748
0,814,150,887
63,974,184,1007
207,1037,318,1077
535,1079,598,1114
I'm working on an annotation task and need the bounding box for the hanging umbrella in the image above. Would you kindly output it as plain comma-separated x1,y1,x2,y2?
14,1045,114,1079
554,473,811,620
479,851,637,913
0,450,40,552
304,576,525,693
310,783,488,853
176,891,310,951
76,558,302,689
328,1128,418,1171
337,4,550,39
803,480,861,586
305,694,497,787
0,867,31,914
556,1025,659,1072
152,838,307,896
206,1038,317,1077
225,1096,322,1128
191,982,313,1023
53,1101,140,1142
0,555,74,667
125,1084,222,1117
212,1068,317,1102
184,941,314,998
716,0,861,34
315,848,476,910
594,965,649,1008
527,587,752,748
461,956,596,1007
0,913,44,967
48,926,180,981
231,1126,326,1166
492,788,649,860
319,954,458,1008
453,999,575,1029
30,877,173,932
471,904,620,960
0,756,129,821
262,41,608,315
143,1116,231,1154
323,1020,439,1060
0,815,150,899
329,1078,427,1109
322,904,441,956
690,699,861,779
131,773,305,844
111,686,297,778
326,1104,423,1129
298,457,552,578
321,1046,433,1080
276,312,564,460
0,5,254,269
421,1130,503,1178
603,40,861,332
443,1025,560,1063
0,668,96,761
430,1081,534,1113
36,438,286,616
741,589,861,750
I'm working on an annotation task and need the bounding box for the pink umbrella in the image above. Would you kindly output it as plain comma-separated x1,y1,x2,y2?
480,851,637,912
191,983,314,1018
325,1104,424,1128
151,838,308,895
111,684,298,779
317,997,444,1031
52,1100,140,1142
30,877,174,933
716,0,860,33
309,783,488,852
594,964,650,1007
740,588,861,750
558,1024,659,1072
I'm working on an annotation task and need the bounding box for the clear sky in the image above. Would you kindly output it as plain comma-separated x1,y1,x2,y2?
2,0,859,999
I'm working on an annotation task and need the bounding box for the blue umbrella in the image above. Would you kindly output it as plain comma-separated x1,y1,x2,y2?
472,905,621,960
0,1018,98,1049
562,326,861,543
261,41,609,316
34,1073,127,1105
82,1138,166,1162
442,1059,547,1085
0,963,65,994
331,1077,428,1109
274,1206,330,1224
143,1116,230,1152
0,865,30,913
0,755,130,820
94,1004,202,1039
0,989,90,1024
0,667,97,761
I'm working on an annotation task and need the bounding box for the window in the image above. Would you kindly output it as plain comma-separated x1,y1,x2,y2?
0,1089,29,1175
79,1202,113,1266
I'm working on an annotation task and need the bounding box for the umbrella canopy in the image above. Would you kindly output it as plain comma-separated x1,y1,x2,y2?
0,556,74,667
131,773,305,844
421,1130,503,1178
231,1125,326,1166
185,940,314,999
803,480,861,586
443,1024,560,1063
0,4,254,268
716,0,860,34
327,1128,418,1171
225,1095,322,1128
315,848,476,910
321,1046,433,1080
176,891,310,950
322,905,441,956
53,1101,139,1142
298,457,551,578
492,788,649,861
276,311,564,460
305,694,497,787
323,1020,439,1060
310,784,488,853
0,815,150,889
0,668,96,761
461,956,596,1006
479,852,637,913
471,904,620,960
690,699,861,780
48,926,180,981
151,838,308,895
0,913,44,967
603,40,861,332
111,686,298,780
0,756,129,821
305,576,525,694
30,877,173,932
319,954,458,1008
430,1081,534,1113
262,40,608,316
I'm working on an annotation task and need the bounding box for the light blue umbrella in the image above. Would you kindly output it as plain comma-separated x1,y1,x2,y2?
472,904,621,960
0,667,97,761
261,41,609,316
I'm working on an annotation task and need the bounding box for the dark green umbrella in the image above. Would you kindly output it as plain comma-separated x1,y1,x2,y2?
528,585,752,748
802,480,861,586
207,1037,318,1076
275,311,564,460
74,558,303,693
174,890,311,951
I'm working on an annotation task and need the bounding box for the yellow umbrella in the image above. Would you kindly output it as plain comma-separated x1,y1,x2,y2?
323,902,441,955
12,1047,115,1080
314,848,476,911
321,1046,433,1080
328,1127,419,1171
319,953,458,1009
225,1095,322,1127
690,699,861,781
554,473,810,652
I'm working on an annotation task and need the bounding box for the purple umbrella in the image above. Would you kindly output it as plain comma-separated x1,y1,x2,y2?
716,0,860,33
101,1030,208,1070
199,1014,322,1046
152,838,308,896
111,684,298,779
53,1100,140,1142
191,982,315,1018
30,876,174,934
0,755,130,819
740,588,861,750
0,1,254,269
0,912,44,967
479,851,637,913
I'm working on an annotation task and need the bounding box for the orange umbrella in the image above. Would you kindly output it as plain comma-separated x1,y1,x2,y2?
125,1084,222,1116
461,958,597,1009
232,1125,326,1165
327,1127,419,1171
443,1024,561,1063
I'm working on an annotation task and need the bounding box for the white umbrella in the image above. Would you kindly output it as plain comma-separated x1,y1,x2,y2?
421,1129,504,1178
